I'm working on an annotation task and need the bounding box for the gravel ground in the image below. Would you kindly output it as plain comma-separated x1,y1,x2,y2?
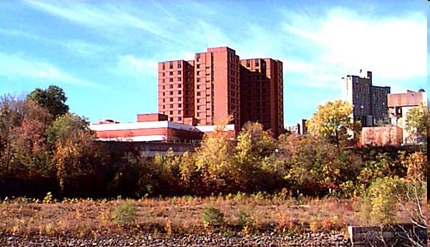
1,232,351,247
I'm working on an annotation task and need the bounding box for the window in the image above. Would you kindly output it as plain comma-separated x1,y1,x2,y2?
178,110,182,114
178,71,181,75
197,78,200,82
170,104,173,108
197,64,200,69
178,97,182,101
169,78,173,82
255,59,259,66
169,111,173,115
169,71,173,76
178,90,182,95
162,72,165,76
170,117,173,121
170,91,173,95
197,92,201,96
178,103,182,107
170,98,173,102
169,84,174,89
178,84,182,88
177,63,181,68
178,117,182,121
162,92,165,96
178,77,182,81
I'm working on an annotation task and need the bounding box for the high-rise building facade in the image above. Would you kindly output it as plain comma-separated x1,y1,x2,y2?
240,58,283,137
158,47,284,137
342,70,390,127
194,47,241,128
158,60,195,124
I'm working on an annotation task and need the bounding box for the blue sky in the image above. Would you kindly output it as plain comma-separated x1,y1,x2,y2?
0,1,426,126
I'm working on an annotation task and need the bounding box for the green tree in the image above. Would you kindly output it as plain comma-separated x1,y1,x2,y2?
306,100,359,148
405,103,428,143
27,85,69,119
280,133,361,197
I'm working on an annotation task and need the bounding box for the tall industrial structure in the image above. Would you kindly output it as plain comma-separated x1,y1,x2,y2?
341,70,391,127
158,47,284,137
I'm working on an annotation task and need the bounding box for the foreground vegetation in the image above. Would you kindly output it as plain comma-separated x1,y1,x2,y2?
1,86,428,237
0,194,427,239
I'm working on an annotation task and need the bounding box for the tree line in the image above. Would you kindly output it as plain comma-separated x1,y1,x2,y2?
0,86,427,199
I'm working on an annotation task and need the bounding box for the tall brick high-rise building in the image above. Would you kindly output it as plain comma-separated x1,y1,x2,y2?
158,47,284,137
158,60,195,124
194,47,241,128
240,58,283,136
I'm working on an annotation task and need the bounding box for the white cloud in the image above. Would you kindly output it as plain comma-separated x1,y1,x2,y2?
0,27,40,40
117,55,158,79
0,52,101,88
63,40,105,58
24,1,176,43
282,7,426,89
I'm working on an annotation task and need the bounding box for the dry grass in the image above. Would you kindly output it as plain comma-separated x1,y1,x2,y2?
0,194,426,238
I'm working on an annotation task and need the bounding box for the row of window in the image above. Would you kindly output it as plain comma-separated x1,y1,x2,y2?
161,91,182,96
161,83,195,90
161,62,184,70
161,97,183,103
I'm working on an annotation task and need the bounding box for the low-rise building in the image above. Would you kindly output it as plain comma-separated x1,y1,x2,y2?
361,126,403,147
387,89,427,144
89,113,235,156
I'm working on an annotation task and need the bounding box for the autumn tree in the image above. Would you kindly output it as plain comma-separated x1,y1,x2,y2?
405,103,428,144
9,100,53,178
306,100,360,148
234,122,280,192
27,85,69,119
192,128,236,194
48,113,100,195
0,95,23,176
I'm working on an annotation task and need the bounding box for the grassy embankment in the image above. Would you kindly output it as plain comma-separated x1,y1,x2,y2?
0,193,426,239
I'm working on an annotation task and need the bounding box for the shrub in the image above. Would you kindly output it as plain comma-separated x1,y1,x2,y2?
361,177,406,225
237,209,254,230
200,206,224,228
111,201,137,225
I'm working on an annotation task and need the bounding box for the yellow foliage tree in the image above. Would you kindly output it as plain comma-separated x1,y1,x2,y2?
306,100,359,148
